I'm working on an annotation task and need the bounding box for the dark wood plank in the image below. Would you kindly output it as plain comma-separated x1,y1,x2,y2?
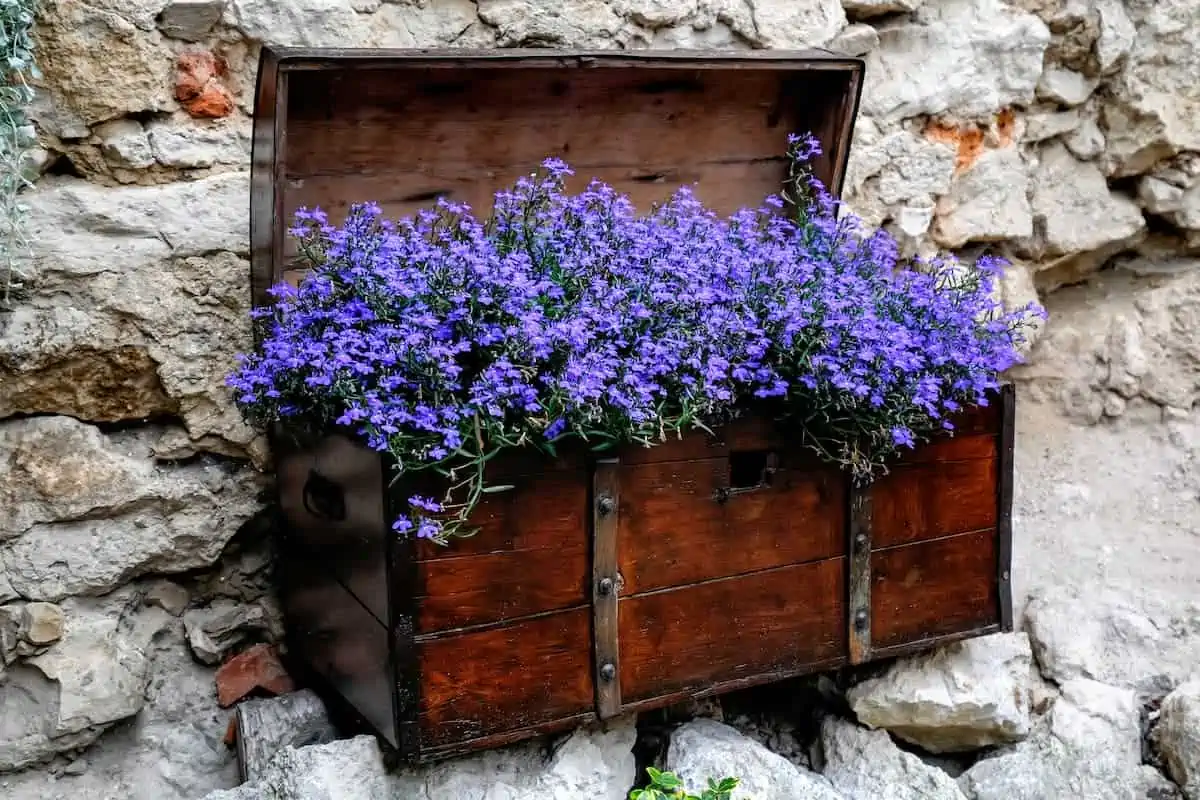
894,433,997,464
280,159,796,252
250,47,281,311
847,483,872,665
617,558,846,704
283,68,834,176
592,458,622,718
870,457,998,549
870,530,998,650
996,383,1016,631
417,608,594,749
617,457,844,594
411,467,589,632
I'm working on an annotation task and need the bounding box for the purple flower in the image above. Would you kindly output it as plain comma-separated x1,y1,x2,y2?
229,132,1041,541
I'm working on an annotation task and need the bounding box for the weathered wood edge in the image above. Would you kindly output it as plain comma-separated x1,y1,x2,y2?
615,656,847,716
384,460,422,760
868,624,1003,662
996,382,1016,632
418,712,597,763
262,45,866,71
847,481,873,665
249,47,280,313
592,457,622,719
235,690,338,784
828,60,865,202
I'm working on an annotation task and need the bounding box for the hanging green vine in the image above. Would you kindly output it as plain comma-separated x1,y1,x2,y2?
0,0,37,310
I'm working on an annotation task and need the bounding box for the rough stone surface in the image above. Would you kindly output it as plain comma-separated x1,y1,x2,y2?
1101,0,1200,177
863,0,1049,121
1157,678,1200,799
847,633,1036,753
667,719,842,800
0,416,261,600
960,679,1179,799
821,717,968,800
184,599,283,665
1,173,264,458
933,145,1032,247
0,595,163,772
1027,142,1145,289
841,0,921,21
157,0,226,40
1025,585,1200,697
7,0,1200,795
34,0,174,125
19,603,65,646
206,717,637,799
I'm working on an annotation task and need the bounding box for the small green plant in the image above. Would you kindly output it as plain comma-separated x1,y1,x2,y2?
629,767,742,800
0,0,37,310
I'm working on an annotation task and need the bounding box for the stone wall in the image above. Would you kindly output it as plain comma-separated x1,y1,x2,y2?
2,0,1199,797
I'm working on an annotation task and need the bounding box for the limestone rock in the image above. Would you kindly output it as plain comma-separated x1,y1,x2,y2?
477,0,627,46
0,600,241,796
961,679,1179,799
1012,269,1200,419
1,174,262,456
1157,679,1200,799
609,0,699,29
847,633,1035,753
0,416,261,600
1063,116,1105,160
713,0,846,48
369,0,493,48
0,605,19,665
0,598,163,772
157,0,226,40
94,119,156,169
1037,66,1098,107
20,603,65,646
828,23,879,56
1101,0,1200,177
667,719,842,800
1023,109,1081,143
227,0,371,46
842,0,922,21
147,116,251,169
933,146,1032,247
35,0,174,125
144,580,191,616
184,599,283,665
206,717,637,799
842,124,956,231
821,717,967,800
863,0,1049,121
1025,585,1200,697
1028,142,1144,289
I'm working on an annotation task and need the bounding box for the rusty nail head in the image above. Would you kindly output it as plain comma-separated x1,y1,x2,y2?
854,609,868,628
598,577,614,596
598,495,615,516
599,662,616,682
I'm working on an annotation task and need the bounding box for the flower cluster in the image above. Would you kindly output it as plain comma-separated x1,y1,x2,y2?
229,134,1042,543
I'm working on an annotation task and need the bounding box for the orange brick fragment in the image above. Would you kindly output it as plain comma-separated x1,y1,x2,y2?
215,644,296,708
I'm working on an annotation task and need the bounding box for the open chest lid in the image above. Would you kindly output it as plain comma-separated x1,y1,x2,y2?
250,47,865,307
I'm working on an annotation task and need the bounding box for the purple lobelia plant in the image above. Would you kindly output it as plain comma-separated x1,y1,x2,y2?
229,135,1043,544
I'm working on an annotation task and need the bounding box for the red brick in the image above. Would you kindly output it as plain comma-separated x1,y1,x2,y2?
176,51,234,119
215,644,295,708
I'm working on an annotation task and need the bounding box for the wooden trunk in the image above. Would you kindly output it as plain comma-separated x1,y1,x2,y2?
252,47,1014,764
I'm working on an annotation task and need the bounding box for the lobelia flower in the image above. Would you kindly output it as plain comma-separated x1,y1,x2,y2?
228,133,1043,544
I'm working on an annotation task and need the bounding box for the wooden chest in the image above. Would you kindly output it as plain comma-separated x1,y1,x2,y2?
251,47,1014,764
